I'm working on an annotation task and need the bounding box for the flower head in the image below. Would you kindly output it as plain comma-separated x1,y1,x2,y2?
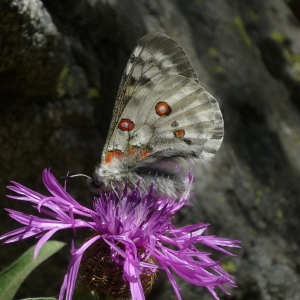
0,169,240,300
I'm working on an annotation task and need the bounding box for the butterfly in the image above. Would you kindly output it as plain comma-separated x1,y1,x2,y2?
91,32,224,197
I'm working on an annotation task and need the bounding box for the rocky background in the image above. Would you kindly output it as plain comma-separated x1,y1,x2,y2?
1,0,300,299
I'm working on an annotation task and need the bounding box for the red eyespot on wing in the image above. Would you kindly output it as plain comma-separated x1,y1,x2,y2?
126,146,139,156
125,146,150,159
174,129,185,138
118,119,135,131
104,150,124,164
155,102,171,116
139,148,151,159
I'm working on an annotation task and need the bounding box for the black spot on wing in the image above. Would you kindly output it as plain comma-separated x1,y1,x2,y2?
183,139,192,145
157,63,169,74
171,121,179,128
139,75,152,86
148,57,158,64
136,56,146,67
129,75,138,86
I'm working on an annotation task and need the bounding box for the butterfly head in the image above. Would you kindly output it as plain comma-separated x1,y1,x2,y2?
90,160,125,194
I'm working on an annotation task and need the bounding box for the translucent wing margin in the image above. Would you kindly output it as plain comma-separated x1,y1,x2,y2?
101,32,199,162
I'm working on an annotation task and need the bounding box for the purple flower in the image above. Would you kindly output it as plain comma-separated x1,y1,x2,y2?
0,169,240,300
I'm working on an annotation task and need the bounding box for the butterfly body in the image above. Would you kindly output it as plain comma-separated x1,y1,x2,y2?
92,33,224,197
94,158,185,197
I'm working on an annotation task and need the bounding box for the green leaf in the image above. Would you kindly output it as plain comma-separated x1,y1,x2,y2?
0,241,65,300
21,298,57,300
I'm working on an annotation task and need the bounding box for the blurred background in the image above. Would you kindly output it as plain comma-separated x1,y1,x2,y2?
1,0,300,299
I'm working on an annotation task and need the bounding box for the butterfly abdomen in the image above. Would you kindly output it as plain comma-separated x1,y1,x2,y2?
93,157,187,197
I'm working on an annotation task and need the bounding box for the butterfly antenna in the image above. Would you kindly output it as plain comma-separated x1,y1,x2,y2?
61,174,92,180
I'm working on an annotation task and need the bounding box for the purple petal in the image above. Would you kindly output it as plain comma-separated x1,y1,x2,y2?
59,235,102,300
2,169,240,300
34,228,61,258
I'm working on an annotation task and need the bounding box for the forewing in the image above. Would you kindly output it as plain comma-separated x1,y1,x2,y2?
101,32,199,162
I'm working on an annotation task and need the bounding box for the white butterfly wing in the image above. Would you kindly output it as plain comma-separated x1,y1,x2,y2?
101,33,223,166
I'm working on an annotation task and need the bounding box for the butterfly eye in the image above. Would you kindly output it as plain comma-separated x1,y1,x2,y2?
90,179,101,189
